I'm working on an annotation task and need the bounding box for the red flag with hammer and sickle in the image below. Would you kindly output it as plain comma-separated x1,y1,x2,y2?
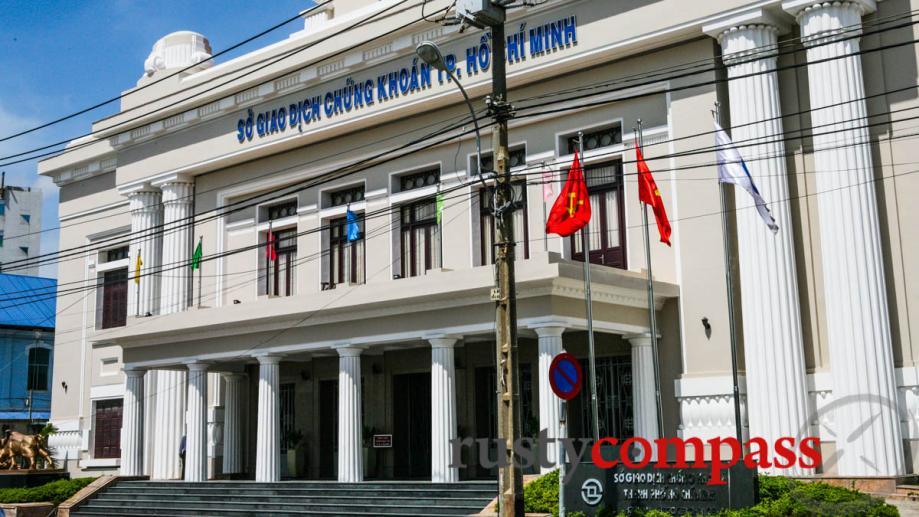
546,149,591,237
636,144,672,246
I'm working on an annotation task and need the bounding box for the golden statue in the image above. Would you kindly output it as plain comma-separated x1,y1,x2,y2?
0,431,56,470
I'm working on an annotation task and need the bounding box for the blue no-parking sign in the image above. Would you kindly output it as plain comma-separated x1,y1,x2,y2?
549,352,582,401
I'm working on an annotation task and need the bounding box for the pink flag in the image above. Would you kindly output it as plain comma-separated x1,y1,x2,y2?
542,167,554,202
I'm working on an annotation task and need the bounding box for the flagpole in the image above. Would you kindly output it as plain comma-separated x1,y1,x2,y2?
578,131,600,443
713,103,745,446
542,162,549,253
196,236,203,309
636,120,665,440
135,248,141,317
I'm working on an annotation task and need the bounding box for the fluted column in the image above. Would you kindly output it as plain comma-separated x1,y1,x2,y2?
710,16,812,475
143,370,158,476
255,355,281,482
430,338,458,483
627,335,660,446
534,326,564,472
785,0,904,476
185,362,208,482
337,347,363,483
222,373,246,475
120,368,145,476
156,177,194,315
152,369,186,480
125,186,162,317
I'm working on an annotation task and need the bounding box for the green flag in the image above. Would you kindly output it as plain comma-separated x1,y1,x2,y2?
190,239,203,270
436,192,444,225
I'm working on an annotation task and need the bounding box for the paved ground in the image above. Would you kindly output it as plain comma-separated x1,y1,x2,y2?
888,498,919,517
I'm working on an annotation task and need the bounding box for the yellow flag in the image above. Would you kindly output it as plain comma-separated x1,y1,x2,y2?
134,251,142,285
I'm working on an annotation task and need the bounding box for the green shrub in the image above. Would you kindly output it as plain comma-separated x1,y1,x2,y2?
525,469,560,516
522,471,899,517
0,477,96,505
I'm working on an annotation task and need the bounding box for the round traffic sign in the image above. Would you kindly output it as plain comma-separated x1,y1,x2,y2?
549,352,582,401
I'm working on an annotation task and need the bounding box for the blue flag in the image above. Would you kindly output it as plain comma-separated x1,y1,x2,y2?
715,122,779,233
346,209,361,242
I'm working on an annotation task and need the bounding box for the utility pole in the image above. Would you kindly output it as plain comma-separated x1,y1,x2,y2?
487,9,523,517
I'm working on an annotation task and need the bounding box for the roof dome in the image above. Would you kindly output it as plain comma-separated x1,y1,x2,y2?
143,31,213,78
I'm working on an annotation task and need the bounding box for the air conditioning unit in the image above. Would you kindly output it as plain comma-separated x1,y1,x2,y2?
456,0,505,28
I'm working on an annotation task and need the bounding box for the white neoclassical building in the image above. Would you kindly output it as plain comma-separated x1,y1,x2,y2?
38,0,919,485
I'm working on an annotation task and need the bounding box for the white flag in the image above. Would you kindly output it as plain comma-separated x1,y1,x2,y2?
715,122,779,233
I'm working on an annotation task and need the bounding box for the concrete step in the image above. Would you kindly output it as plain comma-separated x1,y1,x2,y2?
70,479,498,517
93,492,492,505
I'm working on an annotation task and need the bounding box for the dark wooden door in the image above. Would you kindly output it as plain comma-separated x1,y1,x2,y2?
101,269,128,328
474,367,498,478
393,373,431,479
93,399,123,459
318,380,338,479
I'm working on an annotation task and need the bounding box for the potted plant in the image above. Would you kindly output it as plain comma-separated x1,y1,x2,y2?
283,429,305,478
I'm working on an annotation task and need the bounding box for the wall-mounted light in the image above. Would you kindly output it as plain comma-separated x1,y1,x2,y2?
300,370,311,381
233,299,241,305
61,381,68,392
701,317,712,339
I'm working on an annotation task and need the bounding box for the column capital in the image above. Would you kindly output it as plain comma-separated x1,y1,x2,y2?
532,326,566,339
624,333,660,347
222,372,248,381
428,337,458,349
335,345,364,357
185,361,211,372
254,354,283,365
782,0,875,19
702,7,790,40
119,181,160,198
151,173,193,189
123,366,146,378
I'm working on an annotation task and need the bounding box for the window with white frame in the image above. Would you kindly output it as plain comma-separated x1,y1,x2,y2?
328,215,365,287
400,197,441,278
260,200,298,297
479,182,529,265
570,159,626,269
97,245,129,329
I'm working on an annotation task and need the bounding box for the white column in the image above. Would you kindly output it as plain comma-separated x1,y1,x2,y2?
120,368,145,476
143,370,158,476
707,14,812,475
785,0,904,476
156,177,194,315
430,338,458,483
125,186,163,317
337,347,363,483
534,326,564,472
627,335,660,444
152,369,186,480
255,355,281,482
185,362,208,482
222,373,246,475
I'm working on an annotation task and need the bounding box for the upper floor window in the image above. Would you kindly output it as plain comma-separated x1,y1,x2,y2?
571,160,626,268
479,183,529,265
400,198,441,278
27,347,50,391
266,200,297,221
399,168,439,192
98,245,130,329
565,124,622,155
267,228,297,297
473,146,527,176
328,185,365,207
328,215,365,288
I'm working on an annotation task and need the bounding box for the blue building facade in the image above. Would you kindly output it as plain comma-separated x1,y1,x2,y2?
0,274,56,433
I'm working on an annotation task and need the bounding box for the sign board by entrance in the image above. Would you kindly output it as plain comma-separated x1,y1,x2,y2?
549,352,582,401
372,434,393,448
564,457,756,515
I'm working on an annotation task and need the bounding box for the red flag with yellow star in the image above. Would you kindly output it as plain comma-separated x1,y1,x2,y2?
546,149,591,237
636,144,672,246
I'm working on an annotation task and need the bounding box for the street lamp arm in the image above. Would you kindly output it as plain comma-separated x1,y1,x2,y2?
445,69,486,188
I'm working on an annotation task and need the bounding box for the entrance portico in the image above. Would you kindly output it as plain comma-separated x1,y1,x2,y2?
106,252,678,481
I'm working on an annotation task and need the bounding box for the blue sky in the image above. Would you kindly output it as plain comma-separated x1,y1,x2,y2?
0,0,313,277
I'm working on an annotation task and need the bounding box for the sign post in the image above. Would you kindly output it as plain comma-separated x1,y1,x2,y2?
550,352,583,517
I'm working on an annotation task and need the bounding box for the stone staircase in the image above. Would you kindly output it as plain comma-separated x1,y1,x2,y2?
68,479,497,516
